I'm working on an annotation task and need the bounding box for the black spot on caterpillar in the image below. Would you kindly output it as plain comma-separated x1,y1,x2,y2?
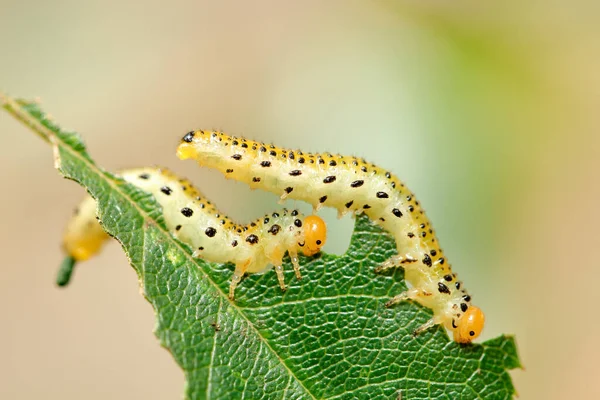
62,167,327,300
177,130,485,343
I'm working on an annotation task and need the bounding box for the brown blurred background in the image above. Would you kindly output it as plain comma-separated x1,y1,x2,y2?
1,0,598,398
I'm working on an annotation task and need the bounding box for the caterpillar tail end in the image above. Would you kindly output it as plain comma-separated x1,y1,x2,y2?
56,256,77,287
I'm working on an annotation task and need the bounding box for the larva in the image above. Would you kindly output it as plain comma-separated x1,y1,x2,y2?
62,167,327,299
176,131,485,343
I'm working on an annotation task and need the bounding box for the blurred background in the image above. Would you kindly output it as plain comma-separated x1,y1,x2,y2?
1,0,598,398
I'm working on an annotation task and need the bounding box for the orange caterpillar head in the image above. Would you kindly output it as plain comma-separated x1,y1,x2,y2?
302,215,327,256
453,306,485,343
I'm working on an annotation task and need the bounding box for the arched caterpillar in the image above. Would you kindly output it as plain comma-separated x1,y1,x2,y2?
176,131,485,343
62,167,327,299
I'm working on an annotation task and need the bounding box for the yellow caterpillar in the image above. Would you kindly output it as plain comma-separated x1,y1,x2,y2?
177,131,485,343
62,167,327,299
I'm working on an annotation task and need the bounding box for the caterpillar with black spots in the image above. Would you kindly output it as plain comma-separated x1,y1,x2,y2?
62,167,327,299
176,130,485,343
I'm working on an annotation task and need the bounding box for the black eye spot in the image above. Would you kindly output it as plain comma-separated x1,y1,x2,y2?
269,150,277,156
260,146,266,152
289,170,302,176
291,210,298,216
261,161,271,167
350,180,364,188
430,249,437,256
231,240,238,247
246,234,259,244
139,173,150,180
272,212,279,218
319,195,327,203
232,140,238,145
264,217,270,224
298,157,305,163
361,166,367,173
182,131,195,142
469,331,475,336
323,176,336,183
461,303,468,312
345,200,354,208
392,208,403,218
363,204,371,209
285,187,294,193
269,224,281,235
376,192,389,198
175,225,182,231
181,207,193,217
407,232,415,238
318,158,325,164
329,160,337,166
160,186,172,195
462,295,471,302
241,143,248,148
226,169,233,173
294,219,302,227
408,205,415,212
385,172,391,179
205,227,217,237
252,177,261,182
232,154,242,160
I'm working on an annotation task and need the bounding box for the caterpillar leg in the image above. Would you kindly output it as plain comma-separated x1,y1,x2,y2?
289,251,302,280
384,287,432,307
374,254,416,273
385,289,440,336
273,265,287,292
412,317,440,337
229,260,250,300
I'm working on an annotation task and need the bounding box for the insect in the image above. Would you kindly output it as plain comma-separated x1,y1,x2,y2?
176,131,485,343
62,167,327,299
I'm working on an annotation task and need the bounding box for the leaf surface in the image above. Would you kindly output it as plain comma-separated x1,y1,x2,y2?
2,93,521,400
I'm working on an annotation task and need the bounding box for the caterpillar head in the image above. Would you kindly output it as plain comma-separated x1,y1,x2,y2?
301,215,327,256
453,306,485,343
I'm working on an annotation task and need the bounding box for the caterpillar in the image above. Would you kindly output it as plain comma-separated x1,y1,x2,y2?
176,131,485,343
62,167,327,299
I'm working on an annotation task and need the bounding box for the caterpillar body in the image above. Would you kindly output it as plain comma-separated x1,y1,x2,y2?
177,131,485,343
62,167,327,299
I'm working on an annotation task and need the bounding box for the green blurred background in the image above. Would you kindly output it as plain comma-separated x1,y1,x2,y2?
1,1,598,398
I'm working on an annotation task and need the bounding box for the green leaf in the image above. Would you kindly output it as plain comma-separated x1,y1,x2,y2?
2,93,521,400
